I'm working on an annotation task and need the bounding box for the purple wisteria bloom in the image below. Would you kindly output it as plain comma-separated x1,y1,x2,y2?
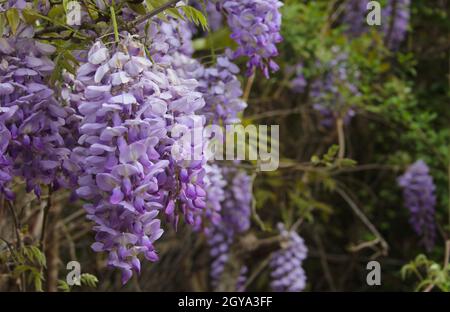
397,160,437,251
194,164,226,231
218,0,283,78
198,52,247,125
142,18,194,65
204,0,224,31
206,166,252,290
270,223,308,292
342,0,410,50
71,35,207,283
382,0,411,50
310,50,358,128
341,0,370,37
172,50,247,125
0,0,50,15
0,26,72,198
288,63,307,94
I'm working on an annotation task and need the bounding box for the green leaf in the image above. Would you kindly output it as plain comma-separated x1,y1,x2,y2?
181,6,209,31
33,271,43,292
110,6,119,42
128,3,147,15
80,273,99,288
13,264,31,277
58,280,71,292
6,8,20,35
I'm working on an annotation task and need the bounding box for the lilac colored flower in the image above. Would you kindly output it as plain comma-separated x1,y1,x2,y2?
206,166,252,290
72,35,207,283
172,51,247,125
204,1,224,31
397,160,436,251
0,26,72,198
342,0,410,50
198,52,247,124
382,0,410,50
236,266,248,292
310,50,358,128
193,163,226,231
192,0,223,32
0,0,50,15
218,0,283,78
141,18,194,65
288,63,306,94
341,0,370,37
221,168,252,233
207,224,233,289
270,223,308,292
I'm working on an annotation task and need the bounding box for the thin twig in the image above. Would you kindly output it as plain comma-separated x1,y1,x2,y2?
39,188,53,249
243,73,256,102
132,0,181,26
336,117,345,159
6,201,21,249
336,186,389,255
313,231,337,291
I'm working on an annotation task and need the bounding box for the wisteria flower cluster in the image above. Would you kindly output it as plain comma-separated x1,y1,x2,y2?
342,0,410,50
217,0,283,77
143,18,194,65
270,223,308,292
172,50,247,125
397,160,437,251
71,35,208,283
0,26,71,199
206,166,252,290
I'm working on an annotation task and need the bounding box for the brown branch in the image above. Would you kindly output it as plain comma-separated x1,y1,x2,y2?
39,188,53,249
313,231,337,291
243,73,256,102
336,117,345,159
336,186,389,255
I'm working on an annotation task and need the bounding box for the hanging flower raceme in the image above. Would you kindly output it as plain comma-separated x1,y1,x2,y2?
0,0,50,15
0,26,71,198
310,50,359,128
218,0,283,78
72,35,208,283
203,0,224,31
382,0,410,50
288,63,307,94
270,223,308,292
342,0,410,50
193,163,226,231
141,17,194,65
397,160,437,251
341,0,369,37
198,52,247,125
172,51,247,125
206,166,252,290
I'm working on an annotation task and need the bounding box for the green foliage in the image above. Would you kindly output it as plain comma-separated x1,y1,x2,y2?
3,245,47,292
401,254,450,292
57,273,98,292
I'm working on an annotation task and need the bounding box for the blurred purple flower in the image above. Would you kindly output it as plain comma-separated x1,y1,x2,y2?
398,160,436,251
270,223,308,292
